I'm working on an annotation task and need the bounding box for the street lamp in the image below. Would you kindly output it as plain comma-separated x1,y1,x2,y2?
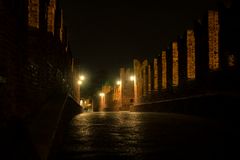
129,75,137,105
130,75,136,81
79,75,85,81
99,92,105,111
116,80,122,110
78,80,82,85
99,92,105,97
77,80,82,105
116,80,121,85
78,75,85,104
80,99,83,106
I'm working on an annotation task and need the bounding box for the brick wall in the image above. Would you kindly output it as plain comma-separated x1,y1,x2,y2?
0,0,72,125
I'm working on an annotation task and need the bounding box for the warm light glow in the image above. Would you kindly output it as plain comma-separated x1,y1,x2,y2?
79,75,85,81
130,75,136,81
78,80,82,85
80,100,83,106
99,92,106,111
99,92,105,97
116,80,121,85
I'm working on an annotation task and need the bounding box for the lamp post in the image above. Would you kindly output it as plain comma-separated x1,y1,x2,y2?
79,75,85,81
130,75,137,105
116,80,122,110
99,92,105,111
77,80,82,105
77,75,85,105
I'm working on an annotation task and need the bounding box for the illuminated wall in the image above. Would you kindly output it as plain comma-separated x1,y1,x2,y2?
187,30,196,79
133,59,141,103
28,0,39,28
120,68,134,108
148,64,151,92
162,51,167,89
153,58,158,91
142,60,148,96
113,85,120,101
208,10,220,71
120,68,125,104
102,85,111,94
60,9,64,42
48,0,56,34
172,42,179,86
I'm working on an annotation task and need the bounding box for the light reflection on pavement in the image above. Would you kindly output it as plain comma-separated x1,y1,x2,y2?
55,112,224,160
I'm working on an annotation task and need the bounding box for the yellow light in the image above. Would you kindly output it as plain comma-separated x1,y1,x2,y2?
130,75,136,81
80,75,85,81
78,80,82,85
99,92,105,97
116,80,121,85
80,100,83,105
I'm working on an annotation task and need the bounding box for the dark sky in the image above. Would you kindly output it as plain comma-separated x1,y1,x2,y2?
60,0,218,95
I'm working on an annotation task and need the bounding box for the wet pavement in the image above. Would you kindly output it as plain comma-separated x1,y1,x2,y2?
54,112,224,160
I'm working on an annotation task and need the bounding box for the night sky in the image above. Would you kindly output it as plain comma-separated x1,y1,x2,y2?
60,0,218,95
